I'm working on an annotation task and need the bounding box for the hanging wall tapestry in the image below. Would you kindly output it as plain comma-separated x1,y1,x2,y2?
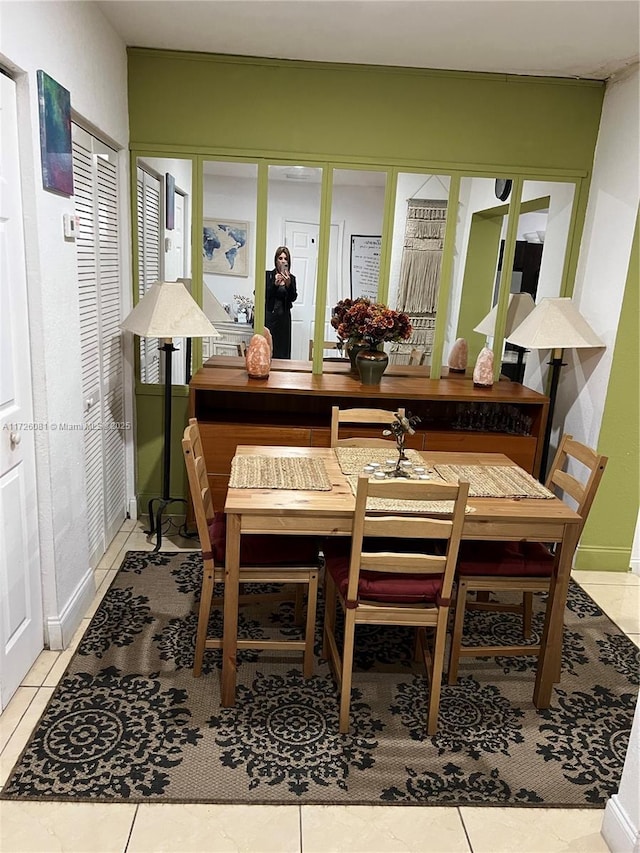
392,199,447,361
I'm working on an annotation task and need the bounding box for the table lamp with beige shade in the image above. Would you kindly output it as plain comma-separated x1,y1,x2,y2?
506,297,605,479
473,292,536,383
120,280,220,549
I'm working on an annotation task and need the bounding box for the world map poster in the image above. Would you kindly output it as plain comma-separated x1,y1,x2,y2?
203,218,250,276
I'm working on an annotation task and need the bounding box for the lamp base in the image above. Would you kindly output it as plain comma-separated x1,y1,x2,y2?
146,496,188,552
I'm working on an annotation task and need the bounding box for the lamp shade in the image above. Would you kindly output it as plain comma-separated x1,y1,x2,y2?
506,297,604,350
202,286,233,324
120,280,220,339
473,293,536,337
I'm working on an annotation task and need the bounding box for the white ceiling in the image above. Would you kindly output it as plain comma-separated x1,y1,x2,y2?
97,0,639,81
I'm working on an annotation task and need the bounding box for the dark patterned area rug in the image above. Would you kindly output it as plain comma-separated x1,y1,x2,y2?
2,551,638,806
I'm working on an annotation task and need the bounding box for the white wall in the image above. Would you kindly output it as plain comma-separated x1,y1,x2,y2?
0,1,130,646
557,66,639,458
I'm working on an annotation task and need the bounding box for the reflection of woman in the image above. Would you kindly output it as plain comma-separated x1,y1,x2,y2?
265,246,297,359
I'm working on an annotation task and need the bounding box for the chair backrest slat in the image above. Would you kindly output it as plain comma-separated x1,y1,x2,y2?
545,433,608,537
182,419,215,558
360,552,447,575
363,515,454,540
346,474,468,603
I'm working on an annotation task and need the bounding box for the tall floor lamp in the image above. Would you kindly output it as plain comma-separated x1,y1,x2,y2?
473,293,536,383
120,280,220,550
506,297,605,481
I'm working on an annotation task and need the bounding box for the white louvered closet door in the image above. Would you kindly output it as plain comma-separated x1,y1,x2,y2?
73,125,126,567
136,166,161,383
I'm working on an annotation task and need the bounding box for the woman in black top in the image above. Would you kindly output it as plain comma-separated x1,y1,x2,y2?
265,246,297,359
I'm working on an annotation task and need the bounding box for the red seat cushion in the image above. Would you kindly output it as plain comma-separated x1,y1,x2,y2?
457,540,554,577
209,512,319,566
323,538,443,605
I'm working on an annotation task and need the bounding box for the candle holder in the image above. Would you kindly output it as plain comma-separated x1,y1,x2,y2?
380,411,422,478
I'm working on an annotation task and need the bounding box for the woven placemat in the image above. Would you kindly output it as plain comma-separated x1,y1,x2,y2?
229,456,331,490
433,463,554,499
334,447,424,475
345,474,473,514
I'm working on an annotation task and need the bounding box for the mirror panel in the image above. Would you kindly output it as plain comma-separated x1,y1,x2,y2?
388,173,450,365
201,160,258,361
266,164,322,360
136,157,193,384
512,179,576,385
326,169,387,349
442,176,503,373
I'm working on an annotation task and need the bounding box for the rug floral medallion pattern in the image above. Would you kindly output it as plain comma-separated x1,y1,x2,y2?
2,551,638,806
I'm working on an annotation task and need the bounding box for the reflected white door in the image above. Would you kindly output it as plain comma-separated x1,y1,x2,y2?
284,221,341,360
0,74,43,709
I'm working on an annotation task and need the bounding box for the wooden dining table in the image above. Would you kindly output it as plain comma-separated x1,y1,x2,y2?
222,446,581,709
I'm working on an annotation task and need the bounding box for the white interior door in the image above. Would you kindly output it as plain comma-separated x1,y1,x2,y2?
284,221,341,360
73,125,126,568
0,73,43,709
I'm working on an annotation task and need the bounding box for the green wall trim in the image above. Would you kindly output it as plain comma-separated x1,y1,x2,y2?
574,546,634,573
133,144,589,179
129,48,604,89
579,209,640,571
456,214,503,364
127,50,604,173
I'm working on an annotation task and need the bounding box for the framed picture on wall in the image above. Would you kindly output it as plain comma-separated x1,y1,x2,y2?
203,218,250,276
165,173,175,230
350,235,381,300
36,70,73,196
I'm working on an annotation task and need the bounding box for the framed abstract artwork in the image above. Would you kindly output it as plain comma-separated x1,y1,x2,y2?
202,218,249,276
36,70,73,196
165,173,175,230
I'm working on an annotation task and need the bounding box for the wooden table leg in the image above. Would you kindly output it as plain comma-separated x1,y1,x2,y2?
533,522,580,708
221,512,241,707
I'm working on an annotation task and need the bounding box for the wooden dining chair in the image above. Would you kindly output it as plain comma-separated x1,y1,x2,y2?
182,418,321,678
323,475,469,736
309,339,345,360
330,406,406,448
448,434,608,683
408,347,426,366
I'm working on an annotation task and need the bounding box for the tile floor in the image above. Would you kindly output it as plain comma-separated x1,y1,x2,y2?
1,519,638,853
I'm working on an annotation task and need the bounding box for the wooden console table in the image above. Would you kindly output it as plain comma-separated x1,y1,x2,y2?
189,357,549,509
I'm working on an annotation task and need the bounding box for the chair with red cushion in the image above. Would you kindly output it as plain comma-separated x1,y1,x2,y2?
182,419,320,678
323,474,468,736
448,435,608,684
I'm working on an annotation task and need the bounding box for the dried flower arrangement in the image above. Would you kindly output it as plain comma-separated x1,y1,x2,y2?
331,298,412,348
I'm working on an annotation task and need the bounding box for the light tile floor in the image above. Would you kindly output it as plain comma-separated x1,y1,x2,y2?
1,520,638,853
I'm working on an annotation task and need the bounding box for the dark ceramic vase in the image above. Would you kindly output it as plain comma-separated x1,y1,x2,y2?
346,339,368,372
356,348,389,385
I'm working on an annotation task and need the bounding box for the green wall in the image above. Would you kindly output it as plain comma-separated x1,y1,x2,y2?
128,50,603,171
127,49,606,512
575,211,640,571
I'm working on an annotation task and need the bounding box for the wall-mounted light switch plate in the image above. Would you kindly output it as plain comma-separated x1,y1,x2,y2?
63,213,80,239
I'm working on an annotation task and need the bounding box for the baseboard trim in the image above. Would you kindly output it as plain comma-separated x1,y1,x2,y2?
602,794,640,853
574,545,632,572
45,566,95,651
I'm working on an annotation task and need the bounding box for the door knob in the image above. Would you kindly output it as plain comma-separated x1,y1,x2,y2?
10,431,21,447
